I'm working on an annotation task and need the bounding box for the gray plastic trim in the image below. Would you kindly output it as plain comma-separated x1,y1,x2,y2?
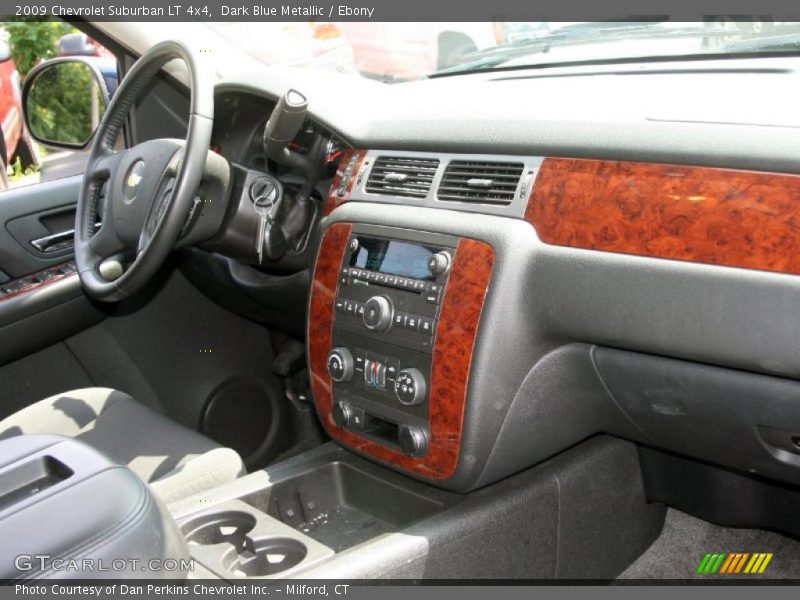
320,201,800,491
350,150,543,218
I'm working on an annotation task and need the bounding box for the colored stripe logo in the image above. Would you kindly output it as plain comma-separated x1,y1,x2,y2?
696,552,773,574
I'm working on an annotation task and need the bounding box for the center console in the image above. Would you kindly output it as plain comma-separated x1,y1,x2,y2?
308,222,494,481
0,434,189,580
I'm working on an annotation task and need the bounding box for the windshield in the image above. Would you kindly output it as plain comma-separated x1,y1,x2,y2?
206,20,800,82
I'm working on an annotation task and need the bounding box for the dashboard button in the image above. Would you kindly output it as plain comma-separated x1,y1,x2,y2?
364,359,387,389
349,406,366,429
418,317,433,334
386,358,400,382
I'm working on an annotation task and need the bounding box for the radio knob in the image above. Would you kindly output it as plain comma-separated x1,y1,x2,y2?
362,295,394,332
427,251,451,276
327,347,354,382
394,368,427,406
398,424,428,457
331,401,353,428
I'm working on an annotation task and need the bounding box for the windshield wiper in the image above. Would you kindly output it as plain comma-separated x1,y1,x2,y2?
429,22,729,78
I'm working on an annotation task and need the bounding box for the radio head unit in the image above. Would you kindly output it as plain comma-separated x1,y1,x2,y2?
348,237,445,281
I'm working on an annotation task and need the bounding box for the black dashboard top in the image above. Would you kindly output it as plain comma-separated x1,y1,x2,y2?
214,55,800,175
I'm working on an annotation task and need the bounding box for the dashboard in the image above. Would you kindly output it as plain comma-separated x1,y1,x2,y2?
211,91,345,176
190,55,800,493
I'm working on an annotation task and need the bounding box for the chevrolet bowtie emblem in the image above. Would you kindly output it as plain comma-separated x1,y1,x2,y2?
124,160,146,203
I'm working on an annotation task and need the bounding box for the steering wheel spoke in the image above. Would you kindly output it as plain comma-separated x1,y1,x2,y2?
89,219,125,259
73,40,215,302
91,150,123,182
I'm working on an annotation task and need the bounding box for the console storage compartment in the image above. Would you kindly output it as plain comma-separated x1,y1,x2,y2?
244,459,447,551
0,434,189,580
0,454,73,512
170,437,664,579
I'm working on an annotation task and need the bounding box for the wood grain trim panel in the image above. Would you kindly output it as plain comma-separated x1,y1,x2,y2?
323,149,367,216
0,264,76,303
308,222,351,450
526,157,800,275
308,227,494,480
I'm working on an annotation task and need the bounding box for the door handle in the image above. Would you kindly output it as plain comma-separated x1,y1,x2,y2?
30,223,100,253
31,230,75,253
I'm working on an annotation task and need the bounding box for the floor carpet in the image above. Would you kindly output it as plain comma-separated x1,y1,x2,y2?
618,509,800,580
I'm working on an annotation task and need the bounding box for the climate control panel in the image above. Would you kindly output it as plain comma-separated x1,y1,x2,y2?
328,227,459,457
327,347,428,407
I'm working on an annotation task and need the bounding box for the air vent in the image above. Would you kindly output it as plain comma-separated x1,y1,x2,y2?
365,156,440,198
437,160,525,205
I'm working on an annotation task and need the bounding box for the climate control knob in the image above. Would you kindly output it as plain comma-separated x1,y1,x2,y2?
394,368,427,406
331,401,353,428
327,347,354,382
362,295,394,332
398,424,428,457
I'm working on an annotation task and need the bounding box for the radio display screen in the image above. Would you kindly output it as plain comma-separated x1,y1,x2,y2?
349,238,438,280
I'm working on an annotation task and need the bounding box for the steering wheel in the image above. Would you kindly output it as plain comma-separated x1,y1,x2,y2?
75,41,214,301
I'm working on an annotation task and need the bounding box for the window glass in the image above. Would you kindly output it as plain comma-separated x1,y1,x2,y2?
0,23,118,193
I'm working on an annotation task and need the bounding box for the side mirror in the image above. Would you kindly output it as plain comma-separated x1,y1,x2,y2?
22,57,110,150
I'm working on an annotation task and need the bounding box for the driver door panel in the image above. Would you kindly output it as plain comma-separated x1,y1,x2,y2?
0,175,106,365
0,175,81,277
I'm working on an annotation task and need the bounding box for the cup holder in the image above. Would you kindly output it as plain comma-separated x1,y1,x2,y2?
223,538,308,577
180,511,257,551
